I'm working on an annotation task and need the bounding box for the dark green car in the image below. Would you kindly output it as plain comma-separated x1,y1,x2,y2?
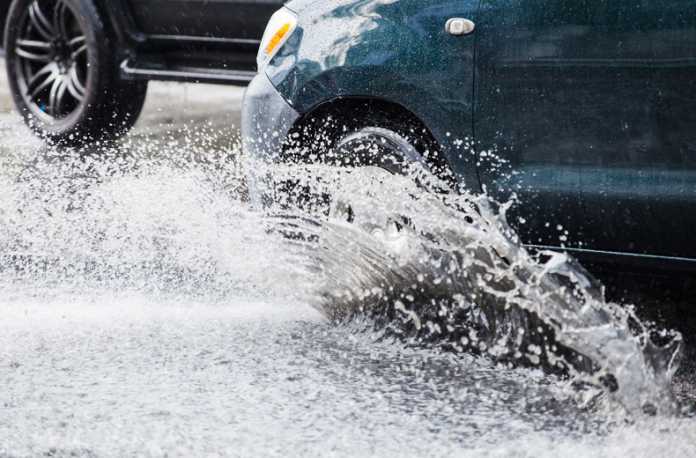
242,0,696,271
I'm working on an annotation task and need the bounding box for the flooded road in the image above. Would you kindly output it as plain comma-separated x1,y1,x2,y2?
1,61,695,457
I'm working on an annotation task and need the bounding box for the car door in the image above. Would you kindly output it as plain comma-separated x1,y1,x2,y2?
125,0,281,40
474,0,696,260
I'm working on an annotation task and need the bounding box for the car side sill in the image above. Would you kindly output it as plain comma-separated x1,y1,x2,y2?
120,59,256,86
145,34,261,46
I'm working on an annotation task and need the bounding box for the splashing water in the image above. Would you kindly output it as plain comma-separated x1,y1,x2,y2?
269,165,683,417
0,125,691,458
0,134,309,304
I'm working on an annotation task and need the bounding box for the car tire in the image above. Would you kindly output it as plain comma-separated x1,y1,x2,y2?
333,126,433,178
272,115,452,217
286,105,455,187
3,0,148,145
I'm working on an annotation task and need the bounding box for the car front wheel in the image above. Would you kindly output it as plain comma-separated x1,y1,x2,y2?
332,126,438,182
3,0,147,145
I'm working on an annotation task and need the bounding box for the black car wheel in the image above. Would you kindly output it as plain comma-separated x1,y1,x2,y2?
325,108,456,194
273,109,454,218
4,0,147,145
286,103,456,188
333,126,435,179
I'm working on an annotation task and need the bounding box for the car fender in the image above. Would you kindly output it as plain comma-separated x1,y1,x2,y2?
266,0,479,186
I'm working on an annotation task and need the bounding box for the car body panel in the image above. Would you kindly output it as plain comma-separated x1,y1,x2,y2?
124,0,279,41
475,0,696,259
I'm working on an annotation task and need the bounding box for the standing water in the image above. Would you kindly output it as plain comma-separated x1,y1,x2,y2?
0,112,695,456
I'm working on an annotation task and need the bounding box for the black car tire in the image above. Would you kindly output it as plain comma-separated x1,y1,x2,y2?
3,0,148,145
334,126,433,177
286,104,455,187
330,117,455,193
274,121,452,218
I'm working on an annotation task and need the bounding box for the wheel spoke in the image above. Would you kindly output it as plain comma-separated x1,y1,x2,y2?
28,2,55,41
65,78,85,102
16,38,51,49
66,66,86,101
16,39,52,62
26,61,55,88
27,66,57,100
48,77,68,117
69,66,86,94
68,35,87,60
53,0,70,39
68,35,86,48
71,43,87,60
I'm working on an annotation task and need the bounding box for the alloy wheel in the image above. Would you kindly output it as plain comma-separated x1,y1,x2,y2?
13,0,88,122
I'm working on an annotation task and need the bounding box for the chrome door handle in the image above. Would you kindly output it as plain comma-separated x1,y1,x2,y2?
446,18,476,36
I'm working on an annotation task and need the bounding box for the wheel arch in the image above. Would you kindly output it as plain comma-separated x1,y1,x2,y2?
283,96,456,185
92,0,142,52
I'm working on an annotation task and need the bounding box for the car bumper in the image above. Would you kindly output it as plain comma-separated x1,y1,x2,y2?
242,73,300,208
242,73,300,162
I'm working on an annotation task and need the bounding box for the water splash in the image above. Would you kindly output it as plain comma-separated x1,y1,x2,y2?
260,164,683,417
0,135,308,304
0,135,684,419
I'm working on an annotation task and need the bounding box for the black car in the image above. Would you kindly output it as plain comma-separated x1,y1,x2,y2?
0,0,282,144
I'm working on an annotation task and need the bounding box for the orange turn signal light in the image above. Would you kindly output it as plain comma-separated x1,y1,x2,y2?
264,23,292,56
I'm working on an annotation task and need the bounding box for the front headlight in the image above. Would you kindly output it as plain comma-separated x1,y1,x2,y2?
257,8,298,70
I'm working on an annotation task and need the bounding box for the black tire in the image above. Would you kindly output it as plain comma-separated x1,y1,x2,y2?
270,109,454,215
333,126,433,178
3,0,147,145
286,104,455,187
